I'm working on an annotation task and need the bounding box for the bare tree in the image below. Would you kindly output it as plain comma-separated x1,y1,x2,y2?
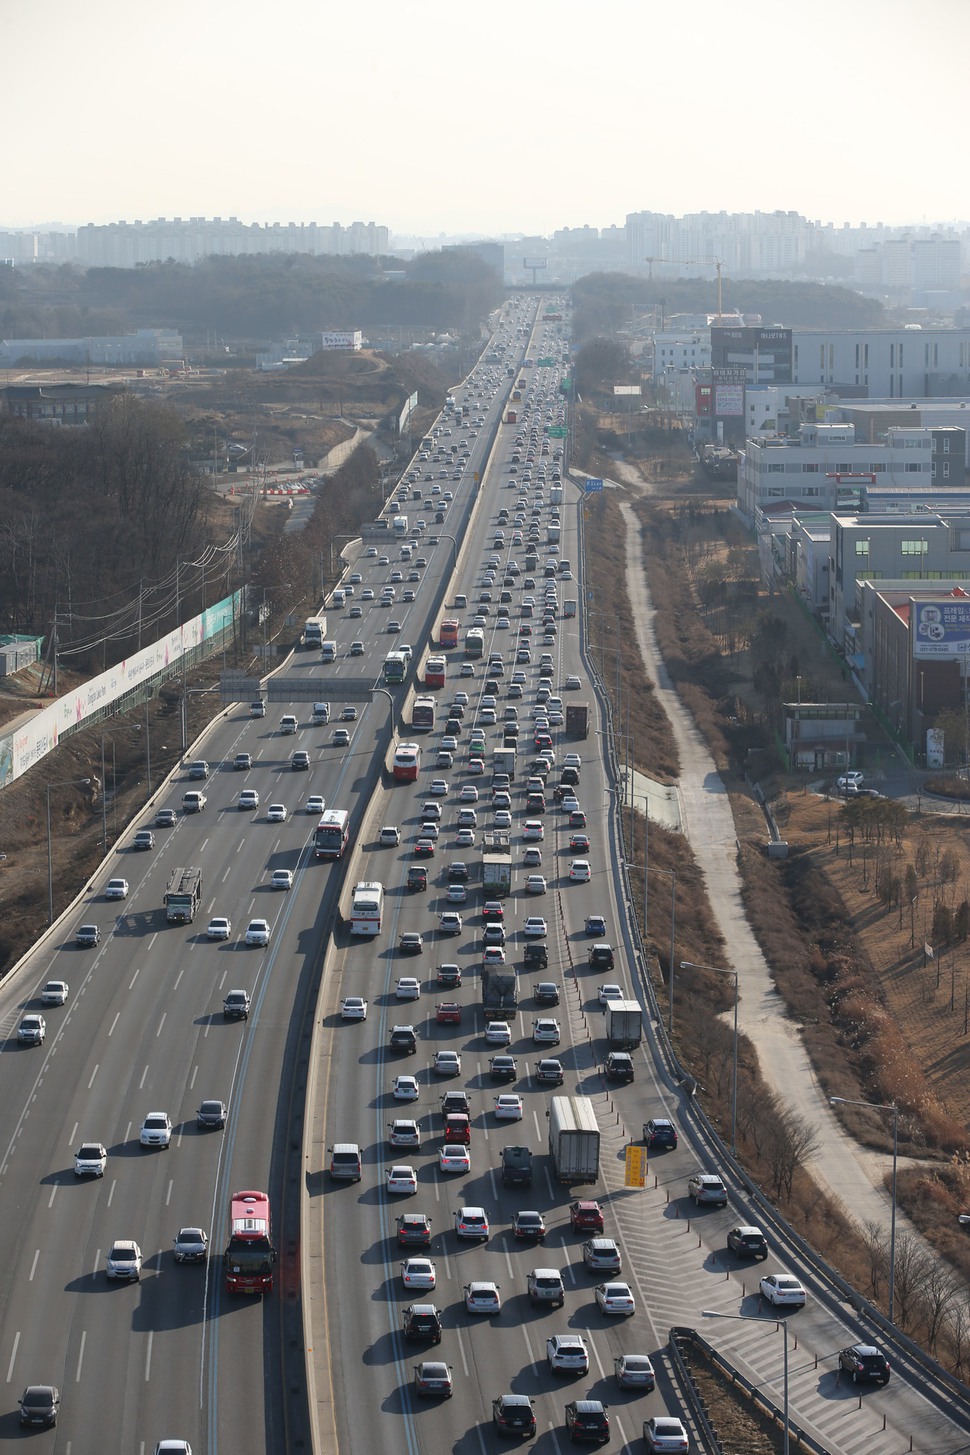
762,1106,821,1203
890,1231,935,1332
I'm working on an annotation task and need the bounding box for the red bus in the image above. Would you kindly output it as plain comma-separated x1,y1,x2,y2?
439,619,460,649
224,1190,276,1294
314,809,351,859
393,742,421,782
425,655,446,690
411,695,436,732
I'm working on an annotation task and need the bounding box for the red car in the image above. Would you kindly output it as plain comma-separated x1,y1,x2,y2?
436,1002,462,1025
444,1114,471,1145
569,1199,605,1234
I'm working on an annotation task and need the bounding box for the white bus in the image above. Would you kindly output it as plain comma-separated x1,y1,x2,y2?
350,881,384,936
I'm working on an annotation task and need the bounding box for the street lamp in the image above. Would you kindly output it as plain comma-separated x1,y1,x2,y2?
830,1095,898,1323
701,1310,790,1455
100,725,141,856
681,960,738,1155
47,777,92,925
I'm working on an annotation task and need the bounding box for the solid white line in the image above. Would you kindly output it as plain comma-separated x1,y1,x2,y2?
7,1329,21,1381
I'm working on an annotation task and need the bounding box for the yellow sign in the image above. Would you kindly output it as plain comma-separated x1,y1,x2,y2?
624,1145,647,1187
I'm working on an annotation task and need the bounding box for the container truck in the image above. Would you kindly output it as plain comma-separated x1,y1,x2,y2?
164,867,203,924
547,524,561,546
492,746,516,781
550,484,563,506
565,703,589,739
563,600,577,620
606,1001,643,1050
505,409,517,424
393,514,409,536
482,832,512,897
548,1096,600,1184
303,616,327,649
482,966,518,1012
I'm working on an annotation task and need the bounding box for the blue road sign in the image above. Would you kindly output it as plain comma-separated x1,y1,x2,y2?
584,477,604,493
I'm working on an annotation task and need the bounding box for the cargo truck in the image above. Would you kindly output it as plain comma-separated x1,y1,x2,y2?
606,1001,643,1049
482,966,518,1012
392,514,409,536
563,600,577,620
565,703,589,739
550,485,563,506
164,867,203,924
548,1096,600,1184
505,409,517,424
482,832,512,898
547,524,561,546
303,616,327,649
492,746,516,782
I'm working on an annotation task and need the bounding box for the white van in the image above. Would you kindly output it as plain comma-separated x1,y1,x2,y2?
321,641,337,663
312,702,331,725
332,588,346,609
280,715,299,735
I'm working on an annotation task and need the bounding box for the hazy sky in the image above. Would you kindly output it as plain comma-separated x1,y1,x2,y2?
5,0,967,237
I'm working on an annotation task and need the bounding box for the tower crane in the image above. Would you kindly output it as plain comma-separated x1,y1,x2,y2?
641,256,727,320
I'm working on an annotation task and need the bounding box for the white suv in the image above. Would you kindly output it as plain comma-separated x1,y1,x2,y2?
139,1112,172,1149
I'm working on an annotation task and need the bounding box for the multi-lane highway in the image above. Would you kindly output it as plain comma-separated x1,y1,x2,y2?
1,294,968,1455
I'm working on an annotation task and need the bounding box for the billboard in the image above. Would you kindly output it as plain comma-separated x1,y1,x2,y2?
913,599,970,658
714,382,744,417
522,257,547,269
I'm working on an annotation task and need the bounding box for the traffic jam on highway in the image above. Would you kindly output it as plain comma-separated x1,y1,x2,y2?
2,298,949,1454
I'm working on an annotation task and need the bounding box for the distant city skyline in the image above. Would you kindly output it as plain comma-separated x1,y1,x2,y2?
4,0,966,236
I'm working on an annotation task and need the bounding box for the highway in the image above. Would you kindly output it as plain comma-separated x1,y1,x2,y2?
0,294,967,1455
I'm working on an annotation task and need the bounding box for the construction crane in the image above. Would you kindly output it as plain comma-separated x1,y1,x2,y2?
642,256,727,320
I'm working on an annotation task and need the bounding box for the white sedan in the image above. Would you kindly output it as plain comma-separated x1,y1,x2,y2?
523,917,547,938
494,1094,524,1120
598,984,624,1005
267,803,287,823
429,778,449,796
401,1256,436,1290
270,869,294,890
569,859,592,882
340,996,368,1021
595,1281,637,1316
439,1145,471,1174
392,1075,419,1101
386,1165,418,1195
458,785,479,802
760,1272,807,1307
433,1050,462,1077
104,878,129,900
207,917,232,941
485,1021,512,1045
464,1280,502,1313
396,977,422,1000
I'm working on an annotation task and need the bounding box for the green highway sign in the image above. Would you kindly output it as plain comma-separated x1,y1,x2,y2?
548,426,567,438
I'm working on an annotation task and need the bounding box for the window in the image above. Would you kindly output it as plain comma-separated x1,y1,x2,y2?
905,462,922,473
944,436,951,453
900,540,928,556
944,461,950,479
854,539,870,556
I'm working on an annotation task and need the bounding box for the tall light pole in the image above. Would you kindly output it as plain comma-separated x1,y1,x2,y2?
681,960,738,1155
702,1310,789,1455
830,1095,898,1323
47,777,92,925
100,725,140,856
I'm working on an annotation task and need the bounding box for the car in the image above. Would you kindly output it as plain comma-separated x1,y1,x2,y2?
596,1280,636,1315
482,899,505,920
155,807,177,827
485,1020,512,1045
433,1050,462,1077
460,662,475,677
74,1141,107,1176
238,789,259,810
270,868,293,890
386,1164,418,1195
378,555,390,566
589,943,615,969
614,1353,656,1391
413,1361,453,1399
341,996,368,1021
196,1099,227,1129
523,819,544,840
17,1013,46,1045
106,1238,142,1280
454,1204,490,1241
361,588,375,600
331,728,351,747
459,784,479,802
233,752,252,771
565,675,582,689
415,837,436,856
397,1212,432,1247
40,979,69,1006
439,1144,471,1173
139,1111,172,1148
223,988,251,1020
396,975,421,998
468,757,485,774
489,1052,518,1081
245,916,270,947
493,1393,537,1438
838,1343,891,1385
513,1209,547,1241
429,778,449,797
569,860,592,882
547,1334,590,1375
605,1051,635,1082
523,846,543,868
598,983,624,1006
837,771,864,791
523,917,548,940
19,1385,60,1428
688,1173,728,1206
644,1118,678,1150
75,923,101,947
525,874,547,895
642,1416,690,1453
726,1225,768,1259
438,911,463,935
533,1018,560,1044
389,1118,421,1149
437,962,463,987
402,1302,442,1343
104,877,129,900
534,980,560,1006
446,882,467,903
583,1238,621,1273
379,825,402,847
760,1272,807,1307
401,1255,436,1289
565,1400,611,1444
493,1091,524,1119
173,1226,209,1263
349,605,363,619
440,734,458,751
207,916,232,941
483,945,506,967
534,1057,565,1085
393,1073,420,1102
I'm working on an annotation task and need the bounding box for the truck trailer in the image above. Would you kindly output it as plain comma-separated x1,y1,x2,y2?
565,703,589,738
548,1096,600,1184
482,832,512,898
606,1001,643,1049
164,867,203,923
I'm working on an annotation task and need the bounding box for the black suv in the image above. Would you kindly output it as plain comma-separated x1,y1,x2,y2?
447,862,469,883
726,1225,768,1260
644,1118,678,1150
493,1393,537,1438
501,1145,533,1187
564,1400,610,1445
437,963,462,987
605,1052,635,1083
838,1343,890,1384
390,1025,417,1054
403,1303,442,1343
524,942,548,969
